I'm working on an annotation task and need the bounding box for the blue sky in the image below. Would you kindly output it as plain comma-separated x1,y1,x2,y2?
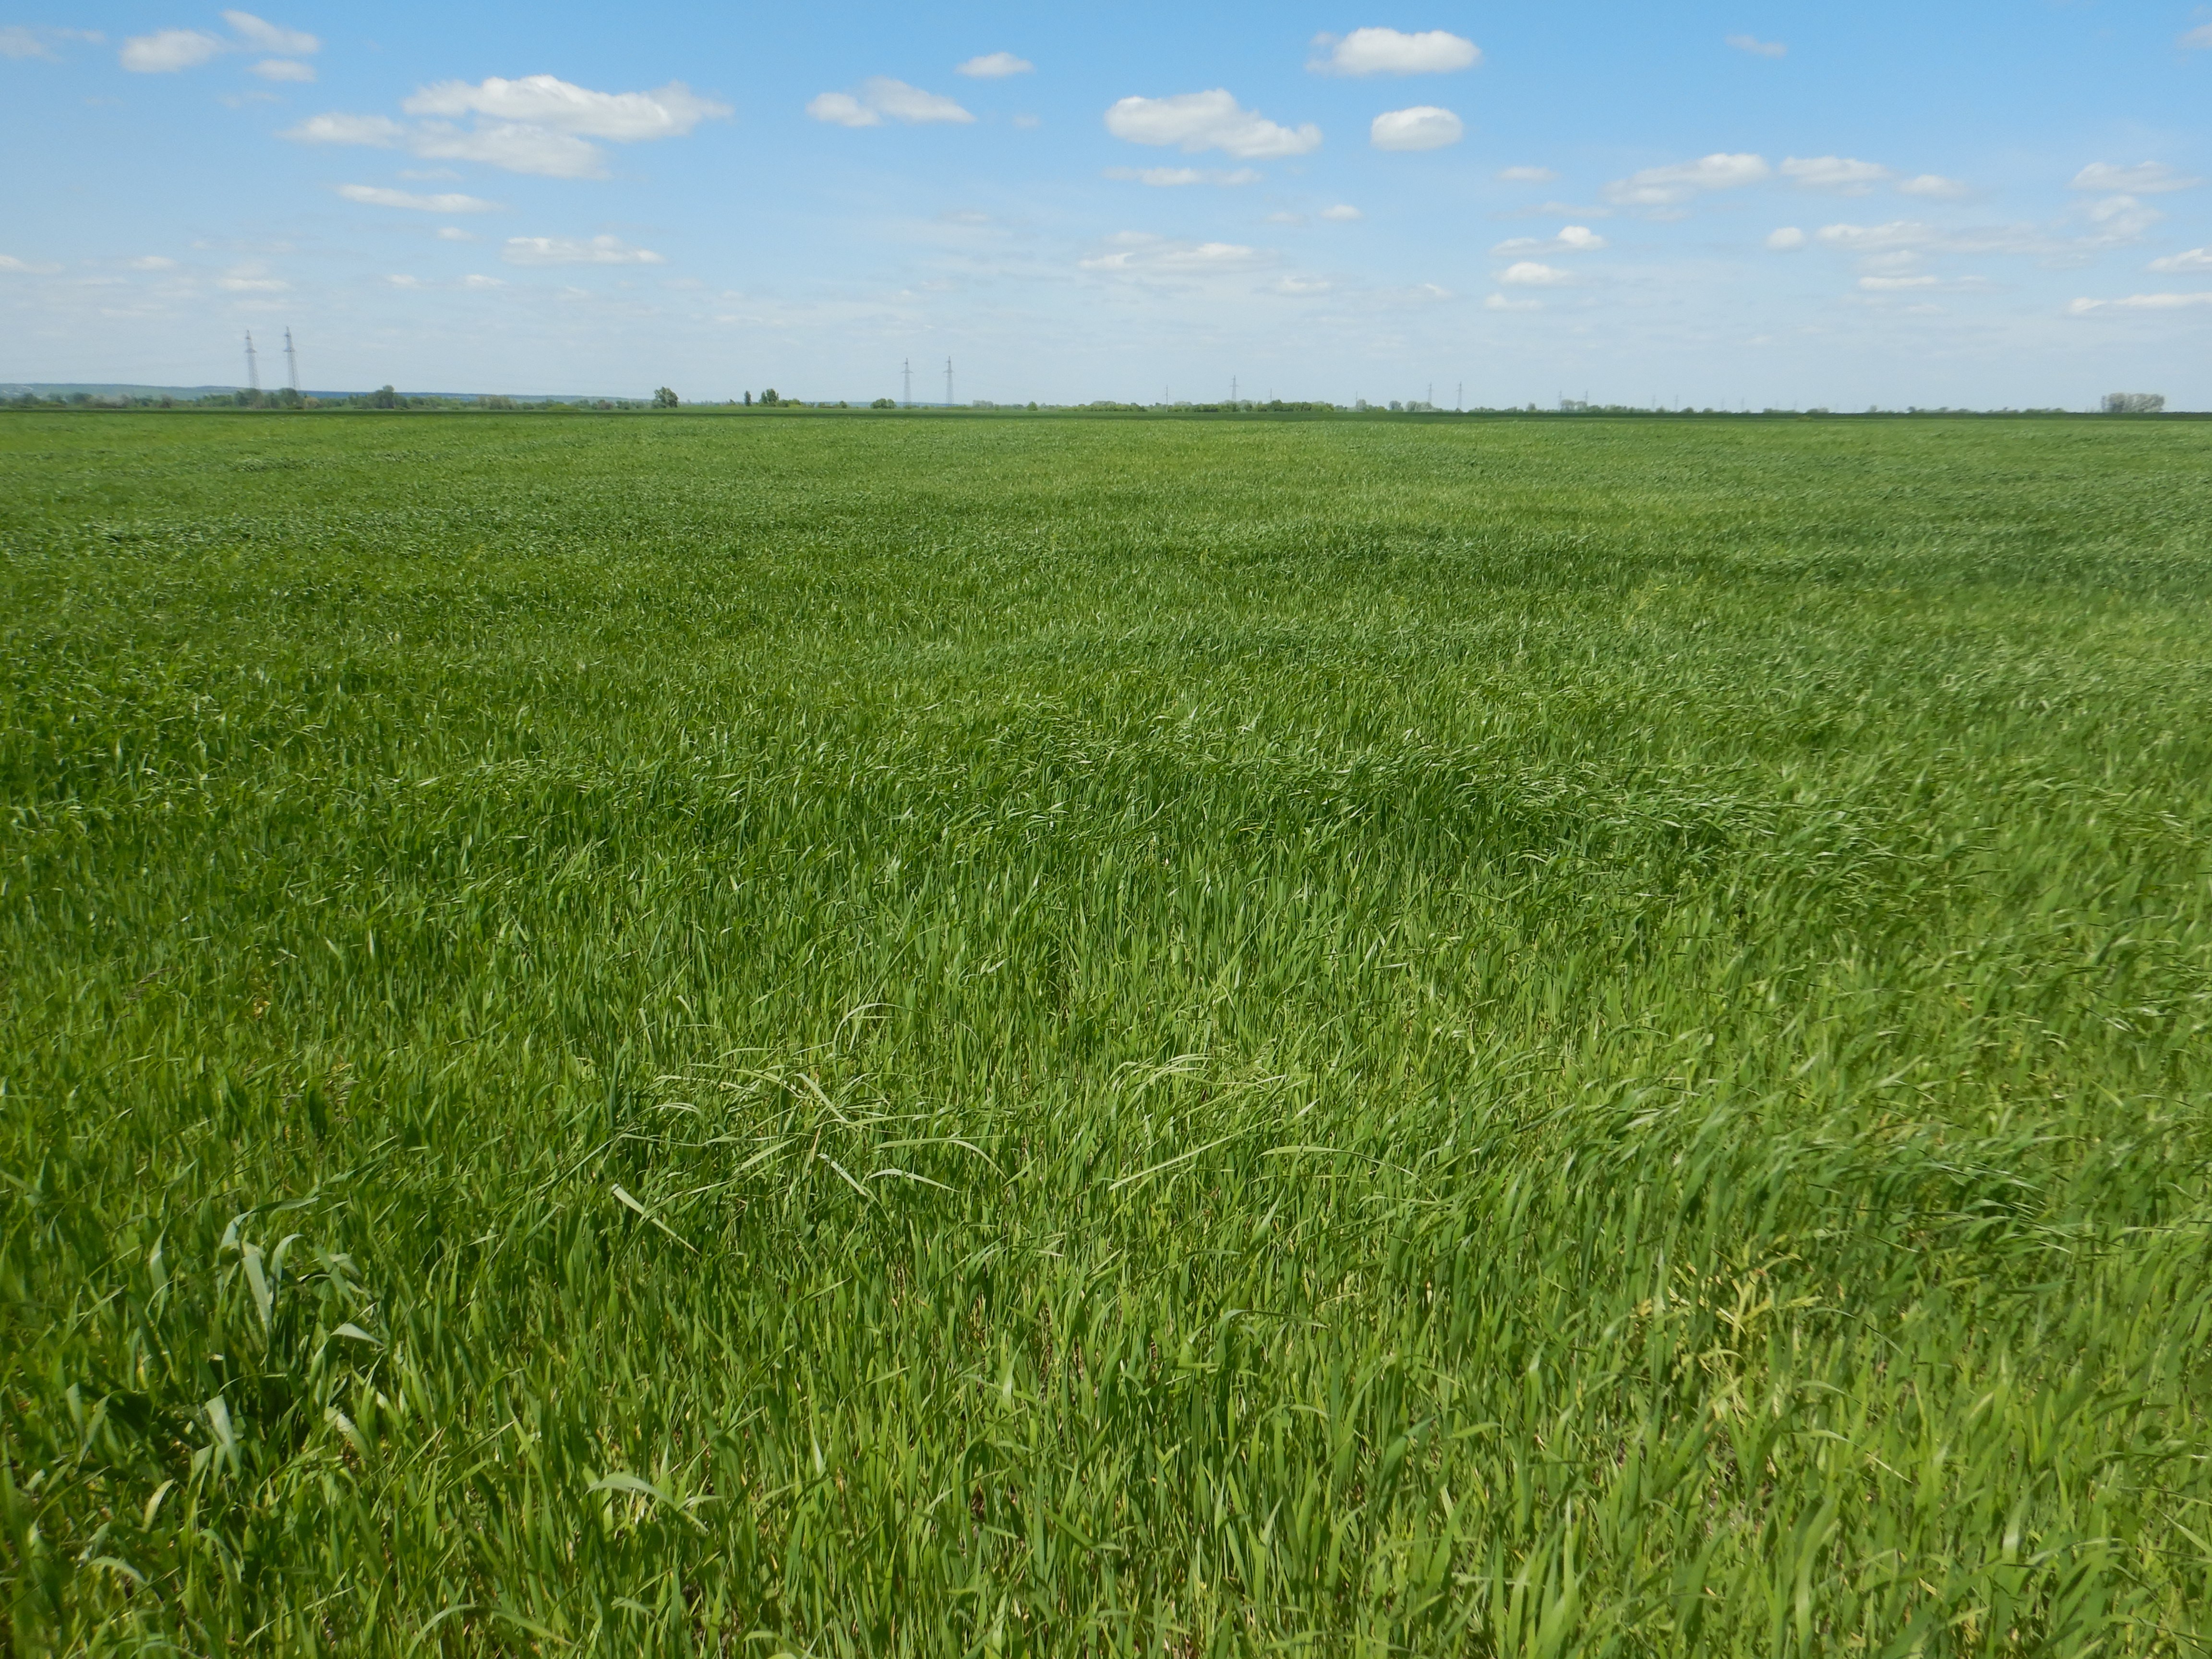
4,1,2210,406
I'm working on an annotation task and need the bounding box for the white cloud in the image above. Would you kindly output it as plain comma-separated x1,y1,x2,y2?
337,183,502,213
2082,194,2165,243
386,274,426,289
1078,231,1275,277
1766,227,1807,251
1320,203,1363,221
120,29,224,72
1782,156,1892,192
1858,275,1941,290
1498,260,1571,286
0,24,52,58
1105,90,1321,158
404,76,729,139
1273,275,1333,295
2070,162,2201,194
219,263,287,292
1011,113,1040,129
1309,28,1480,75
1496,166,1557,183
284,112,406,146
806,92,879,128
1896,174,1970,200
125,255,177,270
808,78,974,126
460,273,503,289
436,227,475,241
249,58,313,82
412,122,606,178
2182,24,2212,48
2150,248,2212,273
502,234,665,266
1267,211,1306,225
0,254,64,274
1603,153,1769,208
288,77,731,179
1493,225,1605,255
2068,291,2212,314
860,77,974,123
1485,292,1541,310
956,51,1032,77
1370,106,1462,152
1103,165,1260,186
222,12,317,54
1726,34,1786,58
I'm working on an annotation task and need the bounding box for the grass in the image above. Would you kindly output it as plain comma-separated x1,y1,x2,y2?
3,410,2211,1655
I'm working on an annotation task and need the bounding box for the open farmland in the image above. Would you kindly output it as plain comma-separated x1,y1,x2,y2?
4,410,2212,1654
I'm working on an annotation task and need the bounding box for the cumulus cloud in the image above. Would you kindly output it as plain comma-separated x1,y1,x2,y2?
1078,231,1276,278
285,112,406,146
808,77,974,126
2150,248,2212,273
120,12,313,72
1103,165,1261,186
460,273,503,289
1496,166,1557,183
0,24,92,58
1766,227,1807,250
1726,34,1786,58
336,183,501,213
289,76,728,179
1896,174,1970,200
1497,260,1571,286
1811,202,2160,260
2081,194,2166,243
218,263,287,292
249,58,313,81
956,51,1032,77
1603,153,1769,208
502,234,666,266
805,92,878,128
1320,203,1363,221
1492,225,1605,255
2068,291,2212,314
412,124,604,178
406,76,729,139
1105,90,1321,158
1782,156,1892,192
2070,162,2201,194
1485,292,1541,310
1370,106,1462,151
1309,28,1480,75
120,29,224,72
222,11,316,53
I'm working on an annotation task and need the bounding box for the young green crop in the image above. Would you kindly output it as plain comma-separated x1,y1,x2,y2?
3,411,2211,1654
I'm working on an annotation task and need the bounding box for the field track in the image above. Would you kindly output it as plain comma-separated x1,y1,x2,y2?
5,411,2212,1653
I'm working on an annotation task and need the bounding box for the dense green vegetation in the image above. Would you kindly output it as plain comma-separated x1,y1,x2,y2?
4,411,2210,1654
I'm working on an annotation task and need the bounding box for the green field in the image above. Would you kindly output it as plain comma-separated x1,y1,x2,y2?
4,411,2211,1654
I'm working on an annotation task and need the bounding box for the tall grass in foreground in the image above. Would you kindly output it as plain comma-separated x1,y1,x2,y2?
3,412,2212,1653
